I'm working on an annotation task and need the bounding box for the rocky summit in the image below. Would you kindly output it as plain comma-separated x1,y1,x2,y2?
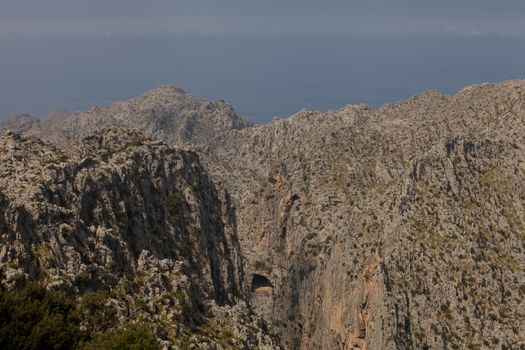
1,80,525,349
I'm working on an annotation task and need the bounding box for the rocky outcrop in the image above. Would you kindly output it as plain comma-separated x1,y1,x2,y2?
2,80,525,349
0,128,277,349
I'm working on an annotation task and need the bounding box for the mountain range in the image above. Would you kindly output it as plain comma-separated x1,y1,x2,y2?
1,80,525,349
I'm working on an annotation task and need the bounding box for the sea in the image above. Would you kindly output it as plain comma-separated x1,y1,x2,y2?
0,33,524,124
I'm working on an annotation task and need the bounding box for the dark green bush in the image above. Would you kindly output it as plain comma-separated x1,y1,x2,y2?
78,290,117,334
81,323,160,350
0,283,83,350
0,284,160,350
166,192,186,215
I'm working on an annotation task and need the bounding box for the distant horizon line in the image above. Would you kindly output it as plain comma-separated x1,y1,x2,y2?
2,31,525,42
3,78,523,125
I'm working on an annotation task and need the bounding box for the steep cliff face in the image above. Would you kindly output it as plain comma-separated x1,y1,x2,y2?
2,80,525,349
0,128,277,349
198,81,525,349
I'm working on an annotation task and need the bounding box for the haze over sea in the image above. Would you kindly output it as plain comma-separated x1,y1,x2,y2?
1,33,524,124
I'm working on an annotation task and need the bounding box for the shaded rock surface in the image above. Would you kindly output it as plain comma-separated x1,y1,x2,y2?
0,128,277,349
2,80,525,349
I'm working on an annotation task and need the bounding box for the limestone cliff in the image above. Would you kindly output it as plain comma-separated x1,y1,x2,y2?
203,81,525,349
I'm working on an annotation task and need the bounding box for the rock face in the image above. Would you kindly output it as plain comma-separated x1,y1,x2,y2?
0,128,277,349
2,80,525,349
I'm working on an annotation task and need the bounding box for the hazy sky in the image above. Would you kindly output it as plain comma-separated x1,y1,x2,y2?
1,0,525,39
1,1,524,122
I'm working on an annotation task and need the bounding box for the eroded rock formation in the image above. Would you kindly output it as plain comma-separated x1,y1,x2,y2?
0,128,276,349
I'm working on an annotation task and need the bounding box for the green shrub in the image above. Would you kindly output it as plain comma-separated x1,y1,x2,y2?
0,284,84,350
78,290,117,334
80,323,160,350
0,284,160,350
166,192,186,215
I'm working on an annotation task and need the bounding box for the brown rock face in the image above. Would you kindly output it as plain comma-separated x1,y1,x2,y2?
2,80,525,349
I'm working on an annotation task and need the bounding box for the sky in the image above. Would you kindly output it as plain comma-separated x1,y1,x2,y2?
1,1,524,122
1,0,525,39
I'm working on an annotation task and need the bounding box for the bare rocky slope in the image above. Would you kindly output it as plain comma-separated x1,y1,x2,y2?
0,128,276,349
2,80,525,349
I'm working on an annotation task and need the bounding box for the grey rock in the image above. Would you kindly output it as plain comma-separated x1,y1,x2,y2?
0,127,277,349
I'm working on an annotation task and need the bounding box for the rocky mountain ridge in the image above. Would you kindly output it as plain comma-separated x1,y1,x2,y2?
0,127,276,349
1,86,252,148
2,80,525,349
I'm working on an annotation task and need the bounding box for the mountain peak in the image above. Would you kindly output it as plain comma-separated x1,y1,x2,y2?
2,86,253,147
139,84,190,103
146,84,188,95
1,113,40,134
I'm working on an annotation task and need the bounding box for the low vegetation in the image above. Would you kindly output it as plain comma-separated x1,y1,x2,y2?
0,283,160,350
